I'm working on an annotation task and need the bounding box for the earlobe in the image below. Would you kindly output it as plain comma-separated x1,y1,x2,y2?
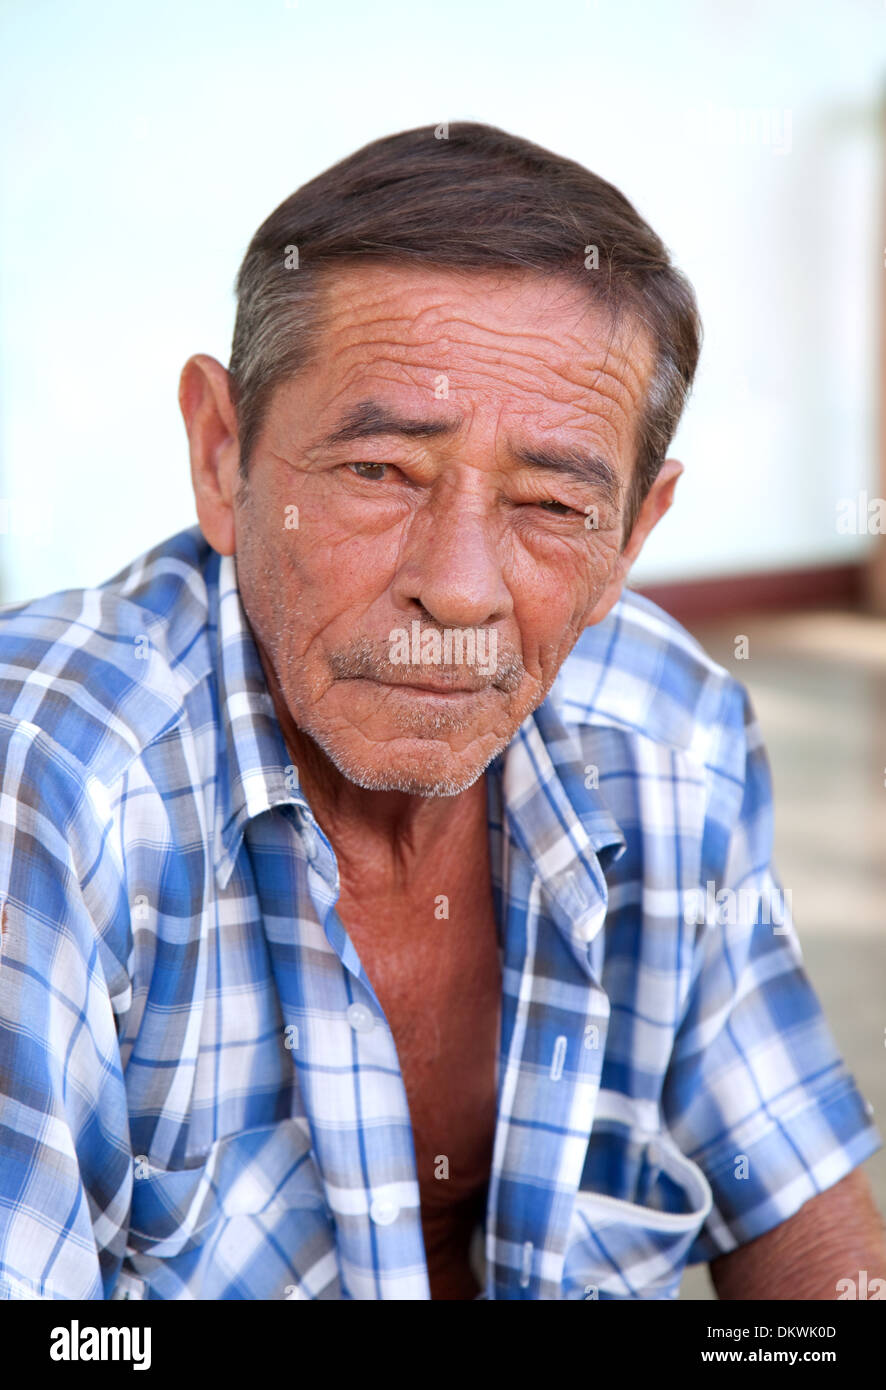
582,555,631,628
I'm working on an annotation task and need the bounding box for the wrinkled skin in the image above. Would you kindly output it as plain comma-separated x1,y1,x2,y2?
181,263,682,855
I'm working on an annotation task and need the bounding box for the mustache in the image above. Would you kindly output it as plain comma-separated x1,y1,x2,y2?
328,629,526,694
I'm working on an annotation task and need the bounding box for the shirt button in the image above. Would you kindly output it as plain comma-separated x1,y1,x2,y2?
579,916,598,942
346,1002,375,1033
369,1196,399,1225
302,827,318,859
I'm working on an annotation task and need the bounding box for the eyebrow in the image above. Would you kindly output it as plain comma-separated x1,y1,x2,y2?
512,443,622,509
314,399,622,507
317,400,457,446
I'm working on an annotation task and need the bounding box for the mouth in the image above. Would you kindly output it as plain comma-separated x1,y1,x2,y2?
374,679,487,697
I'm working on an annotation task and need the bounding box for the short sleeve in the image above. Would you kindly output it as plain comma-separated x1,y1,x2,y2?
0,718,133,1298
661,684,882,1264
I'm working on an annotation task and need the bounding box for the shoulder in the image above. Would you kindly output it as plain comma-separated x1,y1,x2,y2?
0,524,216,790
552,587,757,790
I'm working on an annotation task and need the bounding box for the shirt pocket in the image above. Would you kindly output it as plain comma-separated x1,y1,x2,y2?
562,1117,712,1300
128,1117,329,1262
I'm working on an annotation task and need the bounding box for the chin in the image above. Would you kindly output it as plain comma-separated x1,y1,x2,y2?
310,726,508,798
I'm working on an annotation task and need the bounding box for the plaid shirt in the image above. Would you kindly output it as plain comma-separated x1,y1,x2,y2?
0,524,879,1301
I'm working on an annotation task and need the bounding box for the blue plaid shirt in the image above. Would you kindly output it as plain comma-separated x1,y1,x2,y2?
0,524,879,1300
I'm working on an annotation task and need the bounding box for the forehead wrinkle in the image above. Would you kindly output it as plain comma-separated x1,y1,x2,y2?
321,265,652,381
329,312,649,406
326,314,573,375
323,262,552,325
328,332,641,418
410,287,653,395
321,272,650,377
322,278,611,365
407,304,586,351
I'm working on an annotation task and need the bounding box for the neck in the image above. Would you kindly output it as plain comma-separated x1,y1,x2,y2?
255,643,488,880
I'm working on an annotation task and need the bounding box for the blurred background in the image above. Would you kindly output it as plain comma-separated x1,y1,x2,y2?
0,0,884,1298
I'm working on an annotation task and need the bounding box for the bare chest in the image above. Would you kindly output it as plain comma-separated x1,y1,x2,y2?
336,861,501,1297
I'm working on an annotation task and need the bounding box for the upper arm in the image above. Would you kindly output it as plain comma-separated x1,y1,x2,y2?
661,683,882,1270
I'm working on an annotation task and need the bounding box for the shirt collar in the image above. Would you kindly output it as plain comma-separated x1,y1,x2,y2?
497,689,626,981
212,550,309,891
211,549,627,924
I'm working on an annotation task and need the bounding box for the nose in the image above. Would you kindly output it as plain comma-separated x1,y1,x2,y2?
392,479,512,630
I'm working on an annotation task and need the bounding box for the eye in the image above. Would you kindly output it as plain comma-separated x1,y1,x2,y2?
348,461,389,480
535,499,581,516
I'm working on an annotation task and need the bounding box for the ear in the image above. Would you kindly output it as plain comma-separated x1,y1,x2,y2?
583,457,684,627
179,353,241,556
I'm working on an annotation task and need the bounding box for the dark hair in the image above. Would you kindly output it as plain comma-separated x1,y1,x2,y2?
228,121,702,544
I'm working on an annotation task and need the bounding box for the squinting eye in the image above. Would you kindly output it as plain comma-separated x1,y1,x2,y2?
349,461,388,480
536,499,579,516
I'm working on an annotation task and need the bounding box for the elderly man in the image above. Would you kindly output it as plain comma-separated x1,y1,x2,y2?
0,122,883,1302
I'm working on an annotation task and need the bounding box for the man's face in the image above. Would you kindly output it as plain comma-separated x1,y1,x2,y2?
231,264,654,796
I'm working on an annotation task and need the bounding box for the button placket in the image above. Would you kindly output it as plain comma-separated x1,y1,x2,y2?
488,875,612,1300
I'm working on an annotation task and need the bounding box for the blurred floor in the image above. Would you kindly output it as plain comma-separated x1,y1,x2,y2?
675,606,886,1300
